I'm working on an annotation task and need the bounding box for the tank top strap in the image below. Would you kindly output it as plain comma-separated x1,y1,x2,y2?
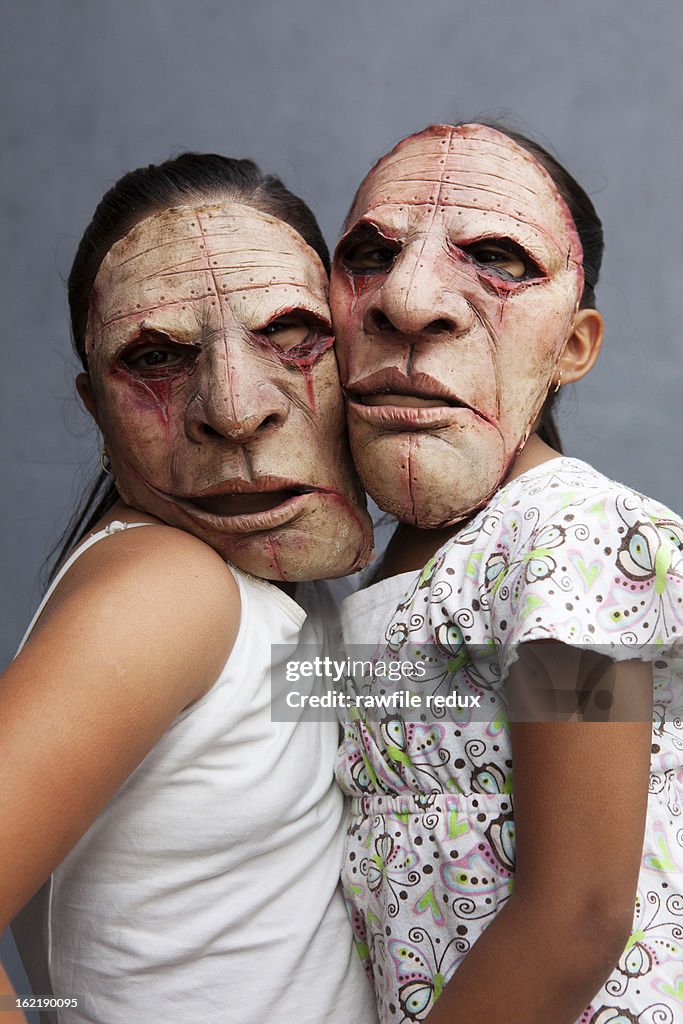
17,520,155,655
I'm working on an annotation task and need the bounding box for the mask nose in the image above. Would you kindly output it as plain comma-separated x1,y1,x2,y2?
185,335,289,444
366,239,476,338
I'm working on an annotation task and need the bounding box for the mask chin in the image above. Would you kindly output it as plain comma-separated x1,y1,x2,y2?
355,424,518,529
397,364,564,528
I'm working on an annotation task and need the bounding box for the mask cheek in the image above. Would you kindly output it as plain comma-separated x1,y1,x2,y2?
98,387,184,498
306,351,347,416
330,279,367,377
495,292,577,443
321,413,373,515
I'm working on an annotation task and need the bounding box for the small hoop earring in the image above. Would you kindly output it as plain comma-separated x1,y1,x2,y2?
553,370,563,395
100,447,114,477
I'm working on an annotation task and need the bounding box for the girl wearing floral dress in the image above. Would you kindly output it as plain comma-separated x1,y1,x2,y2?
330,122,683,1024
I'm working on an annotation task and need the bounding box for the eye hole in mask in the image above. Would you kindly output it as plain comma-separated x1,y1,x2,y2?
338,224,400,276
120,329,200,377
338,224,544,285
255,311,335,368
257,313,321,351
458,238,544,282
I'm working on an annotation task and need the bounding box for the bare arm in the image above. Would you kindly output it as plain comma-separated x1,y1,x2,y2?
0,525,240,932
427,655,652,1024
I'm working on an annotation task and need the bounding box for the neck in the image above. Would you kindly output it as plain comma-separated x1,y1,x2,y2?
374,434,561,581
375,521,462,580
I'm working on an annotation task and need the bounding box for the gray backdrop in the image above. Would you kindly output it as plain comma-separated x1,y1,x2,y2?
2,0,682,999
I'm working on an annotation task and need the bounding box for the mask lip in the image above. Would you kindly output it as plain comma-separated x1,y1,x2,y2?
346,366,485,407
347,401,486,433
147,486,315,535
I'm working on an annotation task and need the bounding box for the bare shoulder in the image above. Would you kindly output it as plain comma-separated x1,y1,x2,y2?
23,522,241,708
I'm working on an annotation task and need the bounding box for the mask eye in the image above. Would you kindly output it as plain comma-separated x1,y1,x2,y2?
121,331,198,375
461,239,541,281
258,315,318,351
341,241,396,273
338,226,399,275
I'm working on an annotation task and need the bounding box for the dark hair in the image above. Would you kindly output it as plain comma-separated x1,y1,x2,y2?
464,122,605,453
50,153,330,576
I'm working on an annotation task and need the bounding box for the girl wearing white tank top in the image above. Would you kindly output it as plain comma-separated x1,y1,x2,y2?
0,154,375,1024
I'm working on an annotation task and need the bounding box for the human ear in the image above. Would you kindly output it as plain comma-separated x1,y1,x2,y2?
76,373,99,423
556,308,603,385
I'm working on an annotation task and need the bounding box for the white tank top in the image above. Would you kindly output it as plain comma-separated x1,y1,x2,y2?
12,522,377,1024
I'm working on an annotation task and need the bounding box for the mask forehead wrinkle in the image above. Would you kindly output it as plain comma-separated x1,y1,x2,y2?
196,205,327,302
87,203,329,348
350,124,583,276
351,124,456,218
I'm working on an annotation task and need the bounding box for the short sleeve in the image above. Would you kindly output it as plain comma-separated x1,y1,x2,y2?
479,476,683,677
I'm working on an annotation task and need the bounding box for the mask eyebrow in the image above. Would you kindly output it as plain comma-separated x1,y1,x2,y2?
337,219,401,252
252,305,332,333
126,325,178,346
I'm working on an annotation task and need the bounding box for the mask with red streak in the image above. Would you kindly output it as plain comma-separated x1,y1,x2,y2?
331,124,585,528
85,203,372,580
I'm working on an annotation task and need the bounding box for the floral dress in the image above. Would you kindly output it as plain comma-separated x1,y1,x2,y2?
335,458,683,1024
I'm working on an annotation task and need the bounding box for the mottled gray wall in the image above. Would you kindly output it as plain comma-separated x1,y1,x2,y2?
2,0,682,997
